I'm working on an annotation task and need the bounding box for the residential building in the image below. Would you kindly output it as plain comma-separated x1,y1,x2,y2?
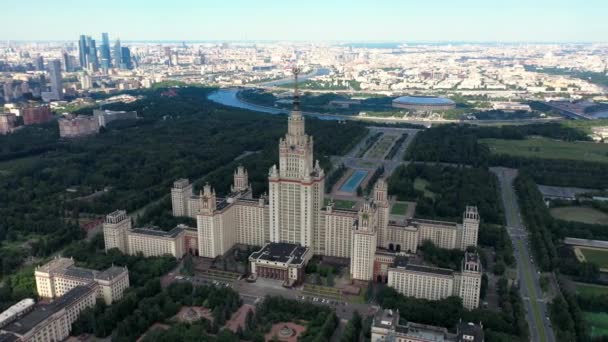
22,105,52,125
58,114,99,138
0,113,17,135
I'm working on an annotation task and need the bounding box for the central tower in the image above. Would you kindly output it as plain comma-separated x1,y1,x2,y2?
269,67,325,253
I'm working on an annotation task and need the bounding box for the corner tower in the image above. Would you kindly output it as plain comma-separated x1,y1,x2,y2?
269,67,325,253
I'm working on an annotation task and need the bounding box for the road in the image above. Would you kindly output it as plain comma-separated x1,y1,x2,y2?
179,274,375,321
492,167,555,342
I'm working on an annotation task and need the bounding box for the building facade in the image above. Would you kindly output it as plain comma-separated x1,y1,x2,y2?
387,252,482,310
92,109,137,127
22,105,52,125
0,284,97,342
371,309,484,342
248,242,312,286
58,114,99,138
34,257,129,305
103,210,189,259
0,113,17,135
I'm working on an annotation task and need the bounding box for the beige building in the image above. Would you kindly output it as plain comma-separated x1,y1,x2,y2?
0,113,17,135
58,114,99,138
35,257,129,305
171,179,193,217
103,209,190,259
387,252,482,310
371,309,484,342
249,242,312,286
1,284,98,342
350,202,379,281
103,210,131,253
127,227,186,258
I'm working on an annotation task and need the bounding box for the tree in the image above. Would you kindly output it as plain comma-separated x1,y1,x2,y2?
326,271,335,287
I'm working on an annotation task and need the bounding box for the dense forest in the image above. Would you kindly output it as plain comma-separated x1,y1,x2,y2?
405,123,608,189
0,86,367,296
387,164,504,225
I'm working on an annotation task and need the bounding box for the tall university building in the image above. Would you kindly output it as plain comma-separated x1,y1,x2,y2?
105,78,482,309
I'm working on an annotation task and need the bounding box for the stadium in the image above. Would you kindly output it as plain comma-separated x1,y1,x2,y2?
392,96,456,111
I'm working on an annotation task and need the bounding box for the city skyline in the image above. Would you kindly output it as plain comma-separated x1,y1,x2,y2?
1,0,607,42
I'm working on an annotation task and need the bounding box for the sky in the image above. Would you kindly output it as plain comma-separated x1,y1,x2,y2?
2,0,607,42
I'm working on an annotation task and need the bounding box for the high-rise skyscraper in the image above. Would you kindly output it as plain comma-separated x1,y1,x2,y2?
86,36,99,71
35,55,44,71
120,47,132,70
62,51,72,72
48,59,63,100
113,39,122,68
100,32,111,70
78,35,87,68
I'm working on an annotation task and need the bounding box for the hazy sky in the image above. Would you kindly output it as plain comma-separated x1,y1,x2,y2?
3,0,607,42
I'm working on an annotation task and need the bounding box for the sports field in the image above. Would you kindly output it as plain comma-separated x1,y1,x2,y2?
575,282,608,297
391,202,408,215
550,206,608,225
584,312,608,338
480,137,608,163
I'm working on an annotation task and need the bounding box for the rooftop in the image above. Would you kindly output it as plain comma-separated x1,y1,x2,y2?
396,322,450,341
63,266,95,280
250,242,309,265
392,257,454,276
457,322,485,342
96,266,127,281
2,284,96,336
130,226,183,238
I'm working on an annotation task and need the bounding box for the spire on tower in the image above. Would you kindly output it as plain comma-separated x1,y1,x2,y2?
292,66,301,112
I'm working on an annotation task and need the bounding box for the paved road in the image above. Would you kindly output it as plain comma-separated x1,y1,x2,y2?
492,167,555,342
181,274,374,320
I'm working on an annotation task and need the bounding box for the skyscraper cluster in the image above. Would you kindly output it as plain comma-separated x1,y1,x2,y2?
78,33,132,71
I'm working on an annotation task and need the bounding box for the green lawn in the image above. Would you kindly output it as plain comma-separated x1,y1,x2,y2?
480,137,608,163
584,312,608,338
391,202,408,215
413,177,435,199
580,248,608,269
550,206,608,225
324,198,357,210
366,135,397,159
575,282,608,297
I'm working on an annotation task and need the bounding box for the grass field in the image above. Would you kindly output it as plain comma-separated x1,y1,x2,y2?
579,248,608,269
365,134,397,159
391,202,408,215
584,312,608,338
550,206,608,225
480,137,608,163
324,198,357,210
575,282,608,297
413,178,435,199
